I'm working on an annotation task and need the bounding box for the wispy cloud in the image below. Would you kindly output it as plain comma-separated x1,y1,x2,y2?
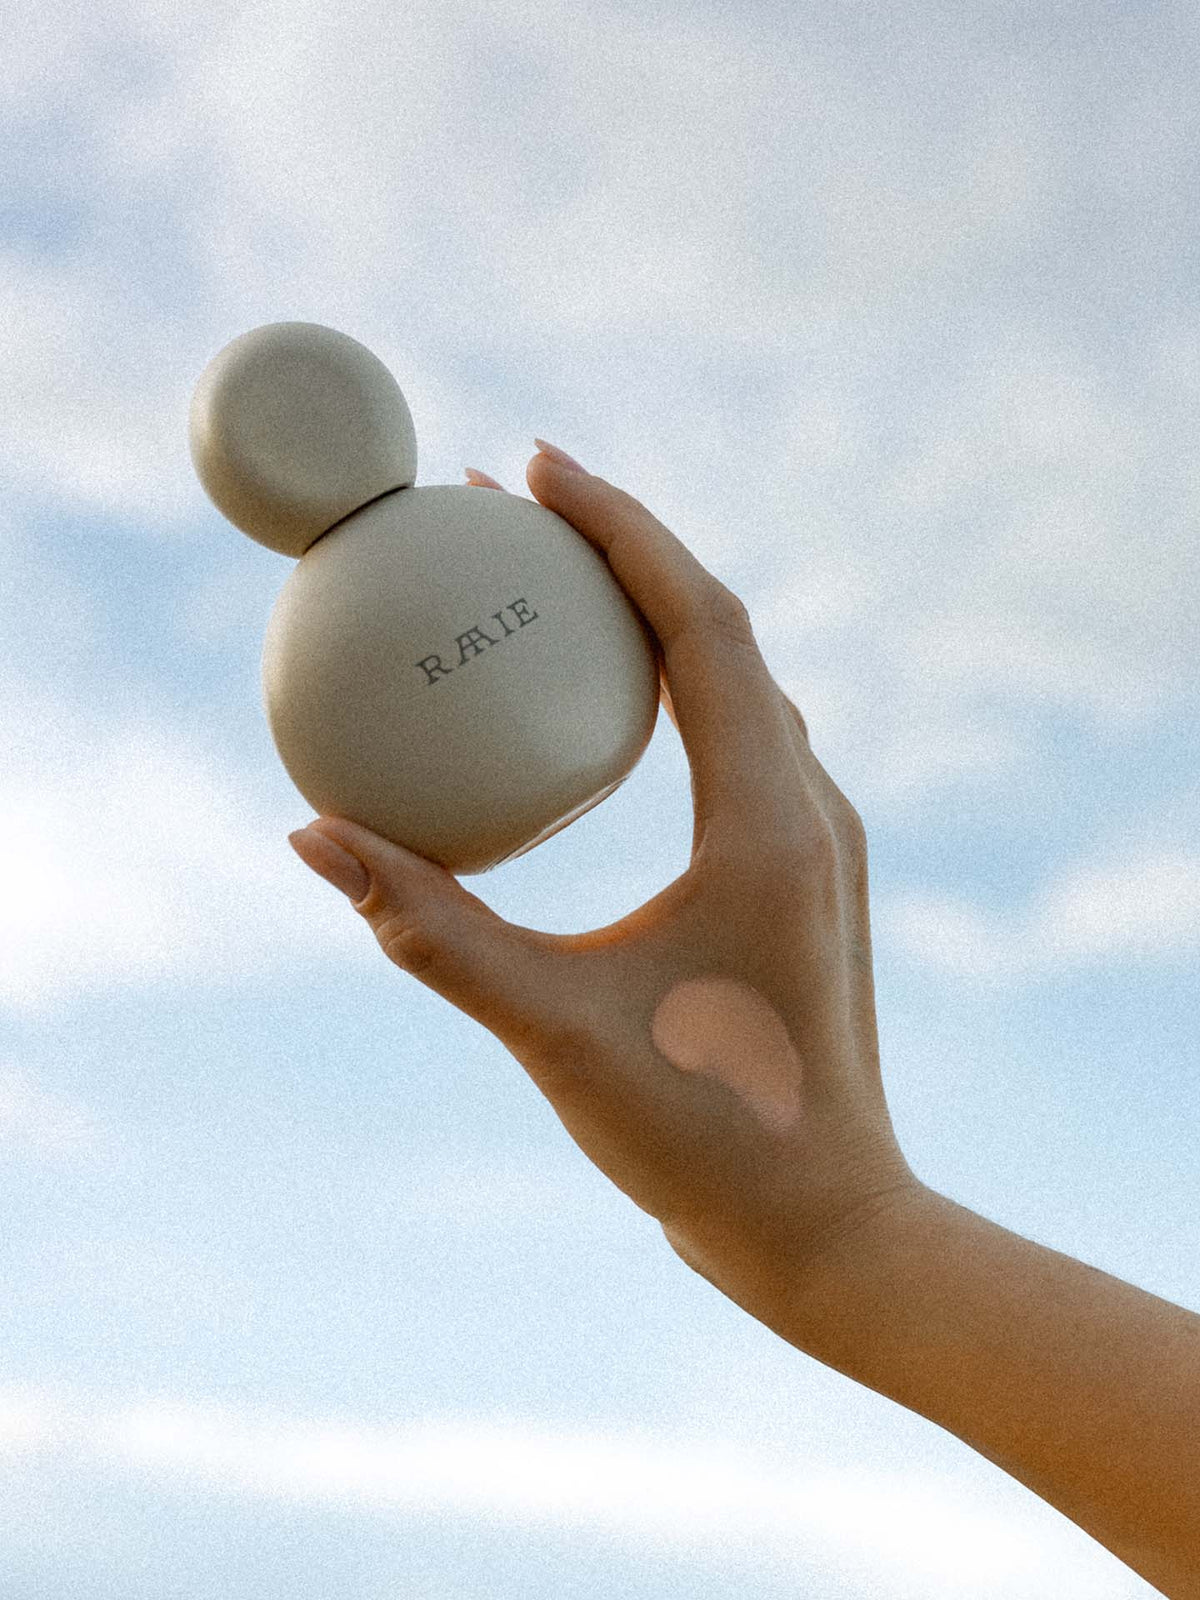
1,0,1196,1007
0,1066,103,1161
0,692,369,1011
755,333,1199,817
879,837,1200,981
0,1385,1137,1597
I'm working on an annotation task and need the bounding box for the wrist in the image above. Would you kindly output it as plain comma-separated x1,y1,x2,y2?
776,1175,944,1362
664,1166,933,1356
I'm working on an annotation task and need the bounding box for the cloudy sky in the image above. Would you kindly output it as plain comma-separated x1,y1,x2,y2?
2,0,1198,1594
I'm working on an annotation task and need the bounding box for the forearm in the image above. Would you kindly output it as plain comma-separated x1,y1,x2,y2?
789,1184,1200,1598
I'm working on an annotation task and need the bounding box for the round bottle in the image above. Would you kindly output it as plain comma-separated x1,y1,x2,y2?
188,322,660,874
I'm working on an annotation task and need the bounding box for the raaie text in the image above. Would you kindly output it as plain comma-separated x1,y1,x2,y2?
415,598,540,686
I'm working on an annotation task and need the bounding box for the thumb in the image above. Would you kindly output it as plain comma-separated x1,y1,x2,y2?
288,816,560,1046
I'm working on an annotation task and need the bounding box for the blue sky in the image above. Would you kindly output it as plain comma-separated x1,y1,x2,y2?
2,0,1198,1594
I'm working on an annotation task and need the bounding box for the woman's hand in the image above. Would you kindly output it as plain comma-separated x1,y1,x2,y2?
289,445,922,1346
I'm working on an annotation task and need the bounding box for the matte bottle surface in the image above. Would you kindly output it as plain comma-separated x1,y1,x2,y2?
263,483,662,874
189,320,662,875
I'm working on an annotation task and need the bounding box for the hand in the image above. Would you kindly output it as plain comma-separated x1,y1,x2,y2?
289,448,922,1345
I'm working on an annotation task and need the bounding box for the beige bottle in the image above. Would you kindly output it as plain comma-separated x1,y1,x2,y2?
188,322,660,874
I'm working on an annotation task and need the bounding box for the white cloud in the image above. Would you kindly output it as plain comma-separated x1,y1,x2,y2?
879,838,1200,982
1,0,1197,992
0,15,1191,1597
0,1385,1140,1597
753,331,1199,814
1029,846,1200,965
0,690,370,1012
0,1066,102,1161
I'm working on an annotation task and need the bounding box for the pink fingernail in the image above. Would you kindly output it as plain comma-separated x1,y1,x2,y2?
533,438,586,473
288,826,370,902
464,467,505,490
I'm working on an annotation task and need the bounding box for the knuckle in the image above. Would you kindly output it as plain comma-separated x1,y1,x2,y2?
375,913,441,978
804,754,868,862
796,816,841,872
677,581,761,667
780,691,809,742
702,579,755,637
837,802,871,906
730,812,839,886
841,798,868,855
824,782,869,863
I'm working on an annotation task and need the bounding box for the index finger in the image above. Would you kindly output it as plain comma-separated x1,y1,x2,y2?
525,451,804,849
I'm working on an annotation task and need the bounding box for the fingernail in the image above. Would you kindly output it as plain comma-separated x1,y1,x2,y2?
464,467,505,490
288,826,370,901
533,438,587,473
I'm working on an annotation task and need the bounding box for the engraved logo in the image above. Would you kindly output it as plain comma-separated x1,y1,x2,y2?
415,597,540,686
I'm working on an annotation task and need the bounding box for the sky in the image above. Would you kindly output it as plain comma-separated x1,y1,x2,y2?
1,0,1198,1594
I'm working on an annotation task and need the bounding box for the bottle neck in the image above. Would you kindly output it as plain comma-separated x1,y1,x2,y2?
303,483,408,553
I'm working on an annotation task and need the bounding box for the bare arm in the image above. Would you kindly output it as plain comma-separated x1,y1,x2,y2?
788,1183,1200,1598
291,453,1198,1596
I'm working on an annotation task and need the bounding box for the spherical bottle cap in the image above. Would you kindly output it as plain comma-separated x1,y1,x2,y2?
189,322,418,557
